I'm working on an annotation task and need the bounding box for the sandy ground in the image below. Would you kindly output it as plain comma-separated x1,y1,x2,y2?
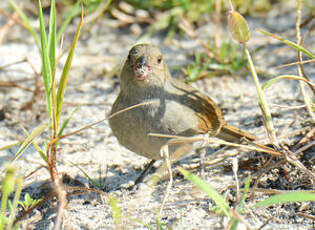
0,1,314,229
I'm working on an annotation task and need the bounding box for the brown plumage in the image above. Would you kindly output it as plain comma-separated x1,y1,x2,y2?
109,43,255,160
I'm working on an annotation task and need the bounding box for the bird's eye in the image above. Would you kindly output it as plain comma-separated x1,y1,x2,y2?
128,48,138,60
130,49,138,56
157,56,162,64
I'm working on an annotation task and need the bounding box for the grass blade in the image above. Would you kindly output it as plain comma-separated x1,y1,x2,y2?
19,125,47,163
258,29,315,59
0,141,23,151
239,175,250,211
48,0,56,72
1,166,16,220
56,0,81,43
254,191,315,208
6,177,23,230
178,167,231,217
38,0,53,121
12,124,48,163
8,0,40,50
32,143,47,163
231,175,251,230
56,7,84,127
73,163,101,188
58,107,79,137
109,195,122,228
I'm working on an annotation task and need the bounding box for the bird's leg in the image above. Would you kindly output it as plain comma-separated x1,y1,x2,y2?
196,147,206,179
133,159,156,187
159,144,173,216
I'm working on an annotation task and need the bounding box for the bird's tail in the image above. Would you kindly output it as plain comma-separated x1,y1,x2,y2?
216,124,256,142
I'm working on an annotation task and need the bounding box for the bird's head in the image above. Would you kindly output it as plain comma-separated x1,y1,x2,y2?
120,43,170,90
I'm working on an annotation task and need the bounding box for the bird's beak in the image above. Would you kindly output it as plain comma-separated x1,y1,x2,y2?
139,55,148,68
133,55,152,80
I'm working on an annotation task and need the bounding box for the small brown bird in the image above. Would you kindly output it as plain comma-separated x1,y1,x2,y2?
109,43,255,160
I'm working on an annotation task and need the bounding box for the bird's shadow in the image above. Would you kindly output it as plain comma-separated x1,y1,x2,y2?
18,145,224,229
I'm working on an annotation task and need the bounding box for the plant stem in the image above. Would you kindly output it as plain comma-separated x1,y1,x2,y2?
295,0,315,123
244,45,279,148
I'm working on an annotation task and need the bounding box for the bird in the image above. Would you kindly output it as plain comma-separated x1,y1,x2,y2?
109,43,256,162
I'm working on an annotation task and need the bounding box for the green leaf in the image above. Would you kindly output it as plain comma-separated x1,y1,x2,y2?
228,11,250,43
0,141,23,151
56,0,81,43
12,124,48,163
33,142,47,163
73,163,101,188
109,195,122,228
19,126,47,163
19,193,42,210
155,210,163,230
56,7,84,127
254,192,315,208
178,167,231,217
1,166,16,196
239,175,250,211
38,0,53,121
8,0,40,50
259,29,315,59
8,200,13,212
58,107,79,137
24,193,31,206
230,175,252,230
0,216,8,230
48,0,57,72
6,177,23,230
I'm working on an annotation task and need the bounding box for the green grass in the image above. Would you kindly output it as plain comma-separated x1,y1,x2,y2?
185,41,248,82
1,0,83,227
178,168,315,230
0,165,23,230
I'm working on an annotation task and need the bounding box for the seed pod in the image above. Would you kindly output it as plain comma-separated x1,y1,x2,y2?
228,11,250,43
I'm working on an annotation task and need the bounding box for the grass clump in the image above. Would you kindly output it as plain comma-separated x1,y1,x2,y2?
0,165,23,230
2,0,84,227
